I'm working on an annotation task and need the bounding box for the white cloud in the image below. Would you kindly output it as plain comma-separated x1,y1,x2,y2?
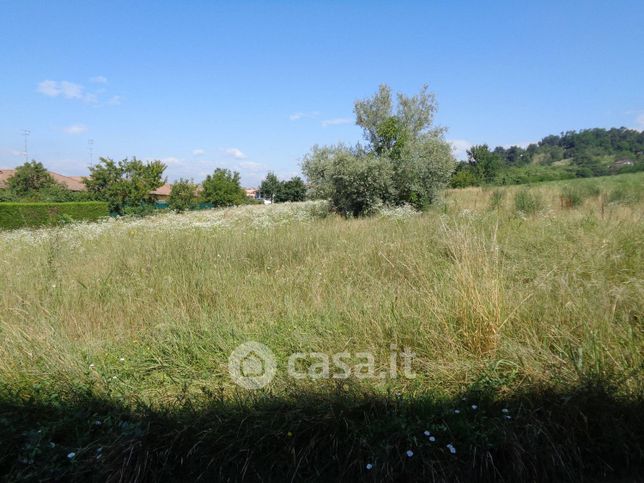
37,79,120,106
90,75,108,84
63,124,88,135
238,161,264,171
224,148,247,159
321,117,352,127
160,156,183,166
192,148,205,156
289,111,319,121
38,80,88,100
449,139,472,160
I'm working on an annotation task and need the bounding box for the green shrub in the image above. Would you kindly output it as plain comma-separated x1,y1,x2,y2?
578,181,601,198
488,189,505,210
514,189,543,214
0,202,109,229
560,185,584,208
168,179,198,212
608,180,642,205
122,204,157,218
0,189,17,202
560,182,601,208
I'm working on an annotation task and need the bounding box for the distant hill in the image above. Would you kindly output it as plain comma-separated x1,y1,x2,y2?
452,127,644,187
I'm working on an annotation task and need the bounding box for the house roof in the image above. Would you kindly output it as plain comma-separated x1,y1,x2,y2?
150,183,173,196
0,169,87,191
0,168,205,197
49,172,87,191
0,169,15,189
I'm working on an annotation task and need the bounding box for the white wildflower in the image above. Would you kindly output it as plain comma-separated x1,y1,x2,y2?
406,450,414,458
446,443,456,454
454,409,460,414
423,430,430,436
67,452,76,460
471,404,478,410
365,463,373,470
429,436,436,442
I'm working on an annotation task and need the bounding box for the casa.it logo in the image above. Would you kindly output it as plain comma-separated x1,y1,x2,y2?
228,341,277,390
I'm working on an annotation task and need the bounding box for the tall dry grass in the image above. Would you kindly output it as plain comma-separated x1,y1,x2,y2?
1,174,642,480
1,176,641,401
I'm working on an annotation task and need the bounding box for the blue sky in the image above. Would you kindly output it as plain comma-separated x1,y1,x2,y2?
1,0,643,186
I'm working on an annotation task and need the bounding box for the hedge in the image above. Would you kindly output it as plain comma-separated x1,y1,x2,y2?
0,202,109,229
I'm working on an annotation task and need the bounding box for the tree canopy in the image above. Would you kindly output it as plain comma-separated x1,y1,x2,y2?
201,169,246,207
259,172,282,201
6,161,56,197
451,127,644,187
84,157,166,213
302,84,455,215
168,178,198,212
259,172,307,202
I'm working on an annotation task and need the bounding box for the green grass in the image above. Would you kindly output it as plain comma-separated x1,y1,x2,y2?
1,173,643,481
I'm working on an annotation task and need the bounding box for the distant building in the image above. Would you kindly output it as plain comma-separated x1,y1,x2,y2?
0,169,87,191
0,168,179,200
610,158,635,171
150,183,173,201
244,188,261,199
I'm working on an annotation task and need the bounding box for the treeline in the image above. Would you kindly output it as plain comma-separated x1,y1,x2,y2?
0,159,308,217
452,127,644,187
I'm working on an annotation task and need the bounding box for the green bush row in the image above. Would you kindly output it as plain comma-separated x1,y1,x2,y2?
0,202,109,229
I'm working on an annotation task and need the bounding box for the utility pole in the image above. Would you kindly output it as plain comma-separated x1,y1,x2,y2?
89,139,95,165
21,129,30,163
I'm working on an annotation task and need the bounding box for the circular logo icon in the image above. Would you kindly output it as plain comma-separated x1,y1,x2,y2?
228,341,277,389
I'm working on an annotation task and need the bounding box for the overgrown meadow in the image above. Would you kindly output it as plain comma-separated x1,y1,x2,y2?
1,173,642,481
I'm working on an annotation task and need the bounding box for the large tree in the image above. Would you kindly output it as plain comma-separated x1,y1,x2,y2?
201,169,246,207
168,178,198,212
7,161,56,197
259,172,308,203
259,172,282,201
302,84,455,215
275,176,307,202
84,157,166,213
467,145,502,183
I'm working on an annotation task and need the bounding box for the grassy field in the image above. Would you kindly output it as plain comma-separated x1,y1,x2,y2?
1,173,642,481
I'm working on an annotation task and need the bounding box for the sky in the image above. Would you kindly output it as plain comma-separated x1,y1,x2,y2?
1,0,643,186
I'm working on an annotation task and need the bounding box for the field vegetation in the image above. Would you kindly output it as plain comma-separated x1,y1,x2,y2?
1,173,642,481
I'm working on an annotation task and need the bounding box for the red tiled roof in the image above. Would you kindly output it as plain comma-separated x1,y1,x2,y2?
0,169,14,189
0,169,87,191
150,183,172,196
0,169,205,197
